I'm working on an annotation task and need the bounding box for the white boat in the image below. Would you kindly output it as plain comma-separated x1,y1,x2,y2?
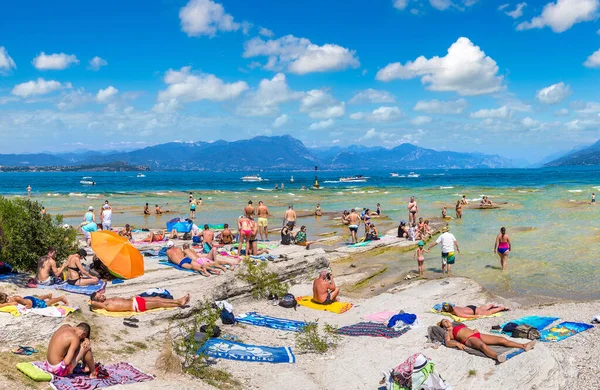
137,173,146,178
339,175,369,183
407,172,420,178
290,176,294,183
241,175,264,182
80,177,96,185
390,173,400,177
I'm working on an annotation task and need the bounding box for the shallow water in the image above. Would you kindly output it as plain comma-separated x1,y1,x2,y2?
2,167,600,301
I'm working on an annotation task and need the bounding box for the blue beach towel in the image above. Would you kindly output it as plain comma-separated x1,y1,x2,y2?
198,339,296,363
158,260,196,273
387,312,416,327
540,321,593,342
58,280,106,295
235,312,308,332
501,316,559,332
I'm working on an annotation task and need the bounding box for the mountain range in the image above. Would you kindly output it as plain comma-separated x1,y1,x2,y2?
544,140,600,167
0,135,514,171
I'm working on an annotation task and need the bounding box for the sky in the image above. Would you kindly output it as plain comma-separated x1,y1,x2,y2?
0,0,599,163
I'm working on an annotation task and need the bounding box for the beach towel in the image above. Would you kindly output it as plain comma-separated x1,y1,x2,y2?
158,260,196,273
0,272,19,281
32,361,154,390
362,310,396,323
0,304,77,318
501,316,559,332
431,303,503,322
348,241,370,248
91,306,175,317
198,339,296,363
0,305,21,317
540,321,593,342
296,296,353,314
235,312,308,332
337,322,409,338
57,281,106,295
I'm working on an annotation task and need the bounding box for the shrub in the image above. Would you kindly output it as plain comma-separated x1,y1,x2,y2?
295,322,340,354
237,260,289,299
0,197,77,271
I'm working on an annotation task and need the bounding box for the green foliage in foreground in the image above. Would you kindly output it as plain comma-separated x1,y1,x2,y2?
0,196,77,271
237,260,289,299
295,322,341,354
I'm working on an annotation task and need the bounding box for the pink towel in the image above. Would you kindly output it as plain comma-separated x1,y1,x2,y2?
362,310,396,323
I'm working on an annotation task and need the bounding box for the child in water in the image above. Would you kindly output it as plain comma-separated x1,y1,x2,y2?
413,241,429,277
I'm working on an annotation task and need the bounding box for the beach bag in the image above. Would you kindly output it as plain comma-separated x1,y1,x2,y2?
0,262,13,275
220,308,236,325
279,293,297,310
512,324,540,340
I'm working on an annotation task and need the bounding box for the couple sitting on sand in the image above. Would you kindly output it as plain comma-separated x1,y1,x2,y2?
166,240,239,276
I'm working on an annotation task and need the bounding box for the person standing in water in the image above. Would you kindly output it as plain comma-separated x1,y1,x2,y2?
592,193,596,205
428,226,460,276
27,185,32,197
256,201,270,241
408,196,418,225
455,200,462,219
493,227,511,271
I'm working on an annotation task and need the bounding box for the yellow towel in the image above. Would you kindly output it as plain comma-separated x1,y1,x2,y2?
0,305,21,317
430,309,502,322
296,296,353,314
91,306,174,317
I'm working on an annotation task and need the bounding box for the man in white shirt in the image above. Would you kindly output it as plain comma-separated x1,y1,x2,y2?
101,205,112,231
427,226,460,276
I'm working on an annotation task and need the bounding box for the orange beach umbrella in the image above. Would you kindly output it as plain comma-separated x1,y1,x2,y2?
91,231,144,279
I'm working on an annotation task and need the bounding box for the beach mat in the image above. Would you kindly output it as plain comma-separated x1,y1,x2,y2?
158,260,196,273
431,303,503,322
501,316,559,332
540,321,593,342
235,312,308,332
296,296,353,314
0,304,77,318
337,322,409,338
35,280,106,296
91,306,175,318
198,339,296,363
31,361,154,390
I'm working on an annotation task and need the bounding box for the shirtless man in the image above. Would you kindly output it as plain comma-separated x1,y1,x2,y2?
36,247,66,286
461,195,469,205
45,323,95,378
183,243,235,274
90,291,190,312
155,204,163,214
220,223,233,245
144,203,150,215
199,224,219,253
166,241,216,274
244,201,255,218
313,271,340,304
283,205,297,228
315,203,322,216
408,196,418,225
119,224,133,240
256,201,270,241
348,208,361,244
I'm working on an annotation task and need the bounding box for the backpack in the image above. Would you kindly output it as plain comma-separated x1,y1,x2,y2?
279,293,297,310
512,324,540,340
220,308,236,325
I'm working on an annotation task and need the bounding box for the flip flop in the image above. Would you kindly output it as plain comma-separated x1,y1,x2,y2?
12,346,38,355
123,317,139,323
123,321,139,328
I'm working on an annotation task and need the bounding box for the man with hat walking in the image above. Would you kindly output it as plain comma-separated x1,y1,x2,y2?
427,226,460,276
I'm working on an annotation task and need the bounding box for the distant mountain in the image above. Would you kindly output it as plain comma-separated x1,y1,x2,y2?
0,135,514,171
544,140,600,166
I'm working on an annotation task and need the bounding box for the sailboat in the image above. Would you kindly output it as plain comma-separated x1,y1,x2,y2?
290,176,294,183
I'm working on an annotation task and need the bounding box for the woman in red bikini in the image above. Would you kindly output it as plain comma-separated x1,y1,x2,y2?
439,319,536,363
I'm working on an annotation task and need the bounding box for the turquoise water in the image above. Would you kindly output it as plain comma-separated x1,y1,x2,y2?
1,167,599,301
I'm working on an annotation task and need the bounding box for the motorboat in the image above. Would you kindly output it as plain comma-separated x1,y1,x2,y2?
339,175,369,183
80,177,96,185
241,175,264,182
137,173,146,178
390,173,399,177
407,172,420,178
290,175,294,183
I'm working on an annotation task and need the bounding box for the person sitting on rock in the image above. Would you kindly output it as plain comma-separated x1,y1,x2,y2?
294,225,316,250
313,270,340,304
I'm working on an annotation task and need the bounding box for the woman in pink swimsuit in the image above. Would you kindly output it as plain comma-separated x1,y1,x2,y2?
493,227,511,271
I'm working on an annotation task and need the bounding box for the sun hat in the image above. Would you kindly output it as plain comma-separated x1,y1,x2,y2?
418,241,424,246
166,240,174,248
88,206,94,211
442,226,449,232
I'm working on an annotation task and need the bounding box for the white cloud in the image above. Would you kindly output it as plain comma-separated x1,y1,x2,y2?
413,98,468,114
393,0,409,10
259,27,274,37
96,86,119,103
237,73,303,116
309,119,334,130
376,37,504,96
88,56,108,71
498,4,509,10
470,105,511,118
299,89,345,119
350,112,365,120
430,0,452,10
536,82,571,104
179,0,242,37
410,115,432,125
0,46,16,73
517,0,599,33
243,35,360,75
554,108,569,116
584,48,600,68
157,66,248,103
521,117,540,128
371,106,403,121
575,101,600,114
12,78,66,97
57,88,93,110
349,89,396,104
32,52,79,70
152,98,182,113
273,114,289,128
504,2,527,18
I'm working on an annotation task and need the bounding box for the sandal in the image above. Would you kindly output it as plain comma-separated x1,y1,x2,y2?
124,317,139,323
12,346,38,355
95,363,109,379
123,321,139,328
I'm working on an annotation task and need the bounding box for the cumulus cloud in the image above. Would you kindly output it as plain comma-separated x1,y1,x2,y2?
517,0,599,33
430,0,452,10
393,0,409,10
157,66,248,103
0,46,16,73
521,117,540,128
237,73,303,116
536,82,571,104
243,35,360,75
179,0,245,37
57,88,93,110
349,106,402,122
554,108,569,116
273,114,289,128
32,52,79,70
89,56,108,71
376,37,504,96
96,86,119,103
584,48,600,68
152,99,182,114
259,27,274,37
410,116,433,125
504,2,527,18
349,89,396,104
470,105,511,118
309,119,334,130
413,98,468,114
300,90,345,119
12,78,66,97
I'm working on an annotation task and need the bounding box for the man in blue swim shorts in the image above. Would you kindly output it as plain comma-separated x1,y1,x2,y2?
0,292,68,309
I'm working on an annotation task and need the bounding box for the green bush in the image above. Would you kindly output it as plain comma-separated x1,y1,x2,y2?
237,260,288,299
295,322,340,354
0,196,77,271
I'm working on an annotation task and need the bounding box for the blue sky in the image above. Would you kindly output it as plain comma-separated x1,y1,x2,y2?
1,0,599,162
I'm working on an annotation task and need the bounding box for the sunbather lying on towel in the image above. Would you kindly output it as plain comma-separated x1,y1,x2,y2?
0,292,68,309
182,243,228,275
438,319,535,363
441,302,508,318
90,291,190,312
